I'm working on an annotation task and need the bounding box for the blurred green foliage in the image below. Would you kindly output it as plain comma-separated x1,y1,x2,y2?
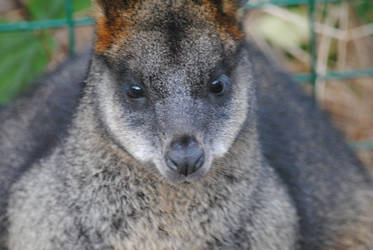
256,8,309,50
254,0,373,69
0,31,54,104
353,0,373,22
0,0,90,105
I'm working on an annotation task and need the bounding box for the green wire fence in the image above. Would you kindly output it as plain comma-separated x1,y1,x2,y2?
0,0,372,151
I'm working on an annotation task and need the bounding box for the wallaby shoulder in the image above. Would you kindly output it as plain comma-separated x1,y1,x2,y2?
251,43,373,249
7,100,298,249
0,52,90,249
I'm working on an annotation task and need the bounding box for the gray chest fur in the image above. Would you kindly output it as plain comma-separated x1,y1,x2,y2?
7,104,297,250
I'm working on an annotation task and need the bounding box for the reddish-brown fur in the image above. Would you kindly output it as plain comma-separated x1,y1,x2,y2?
94,0,140,54
199,0,243,40
94,0,243,54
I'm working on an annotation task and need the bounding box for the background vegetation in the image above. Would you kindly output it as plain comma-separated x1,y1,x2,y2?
0,0,372,170
244,0,373,169
0,0,91,104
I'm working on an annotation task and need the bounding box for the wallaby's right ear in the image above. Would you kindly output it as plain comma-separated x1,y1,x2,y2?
92,0,140,54
94,0,137,18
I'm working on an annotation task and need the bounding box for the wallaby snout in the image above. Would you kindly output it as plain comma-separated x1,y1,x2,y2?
165,135,205,176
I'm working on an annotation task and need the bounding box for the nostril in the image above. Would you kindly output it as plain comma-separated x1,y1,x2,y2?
194,154,204,170
166,156,178,171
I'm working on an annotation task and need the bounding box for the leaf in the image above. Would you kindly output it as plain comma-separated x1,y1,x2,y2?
73,0,91,13
255,14,309,49
28,0,66,20
0,30,54,105
353,0,373,23
27,0,91,20
0,0,92,105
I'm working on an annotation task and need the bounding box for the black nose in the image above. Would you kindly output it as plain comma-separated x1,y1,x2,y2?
165,136,205,176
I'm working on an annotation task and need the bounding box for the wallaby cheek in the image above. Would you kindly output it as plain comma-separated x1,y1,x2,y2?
210,84,250,158
94,73,161,163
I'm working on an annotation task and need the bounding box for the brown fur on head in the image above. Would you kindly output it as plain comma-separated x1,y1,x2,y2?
93,0,243,55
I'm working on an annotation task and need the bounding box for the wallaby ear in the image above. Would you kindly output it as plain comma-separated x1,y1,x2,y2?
93,0,246,18
234,0,248,6
204,0,245,39
93,0,140,54
93,0,138,18
92,0,245,54
211,0,247,8
206,0,247,23
232,0,248,23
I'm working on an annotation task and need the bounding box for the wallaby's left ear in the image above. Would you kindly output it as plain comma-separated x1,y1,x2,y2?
230,0,248,22
233,0,248,23
92,0,247,54
206,0,246,40
207,0,247,25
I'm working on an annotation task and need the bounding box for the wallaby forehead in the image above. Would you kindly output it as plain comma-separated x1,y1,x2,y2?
94,0,242,55
121,29,224,87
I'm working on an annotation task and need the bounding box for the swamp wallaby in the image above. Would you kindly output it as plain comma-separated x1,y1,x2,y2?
0,0,372,249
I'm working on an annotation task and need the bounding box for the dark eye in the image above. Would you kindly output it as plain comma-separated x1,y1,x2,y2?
127,84,145,99
209,74,230,95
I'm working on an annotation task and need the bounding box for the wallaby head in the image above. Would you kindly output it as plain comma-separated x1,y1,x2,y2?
88,0,255,183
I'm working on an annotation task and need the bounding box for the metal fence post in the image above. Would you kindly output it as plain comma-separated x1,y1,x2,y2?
65,0,75,56
308,0,317,98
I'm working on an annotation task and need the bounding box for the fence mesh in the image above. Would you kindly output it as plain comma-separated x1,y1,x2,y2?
0,0,372,150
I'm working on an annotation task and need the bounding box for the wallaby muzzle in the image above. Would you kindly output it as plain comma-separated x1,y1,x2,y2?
165,135,205,176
